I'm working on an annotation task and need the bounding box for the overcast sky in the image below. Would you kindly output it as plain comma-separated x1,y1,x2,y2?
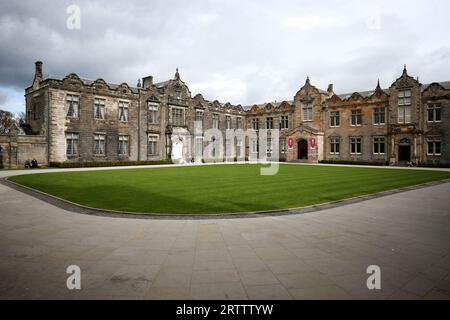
1,0,450,114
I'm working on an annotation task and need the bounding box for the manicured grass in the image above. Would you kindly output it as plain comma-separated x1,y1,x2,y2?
8,164,450,215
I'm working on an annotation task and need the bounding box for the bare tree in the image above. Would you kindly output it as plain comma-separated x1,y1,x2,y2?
16,112,26,126
0,109,18,134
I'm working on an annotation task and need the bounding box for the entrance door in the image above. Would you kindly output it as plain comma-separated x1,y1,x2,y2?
297,139,308,160
398,138,411,162
398,145,411,162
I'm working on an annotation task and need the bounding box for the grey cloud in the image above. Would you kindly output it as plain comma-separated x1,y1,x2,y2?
1,0,450,110
0,91,7,105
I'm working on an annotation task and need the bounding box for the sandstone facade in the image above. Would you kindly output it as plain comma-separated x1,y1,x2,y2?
12,61,449,168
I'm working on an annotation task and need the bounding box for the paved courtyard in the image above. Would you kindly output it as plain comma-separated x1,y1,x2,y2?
1,167,450,299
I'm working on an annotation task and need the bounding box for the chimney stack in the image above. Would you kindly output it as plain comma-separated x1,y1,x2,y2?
35,61,43,81
142,75,153,89
327,83,334,93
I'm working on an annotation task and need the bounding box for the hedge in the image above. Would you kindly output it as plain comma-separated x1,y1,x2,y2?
418,163,450,168
49,160,173,168
319,160,389,166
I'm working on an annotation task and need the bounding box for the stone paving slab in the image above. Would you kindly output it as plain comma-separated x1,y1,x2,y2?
0,171,449,299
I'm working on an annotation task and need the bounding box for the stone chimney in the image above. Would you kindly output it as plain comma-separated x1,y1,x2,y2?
142,76,153,89
327,83,334,94
35,61,43,81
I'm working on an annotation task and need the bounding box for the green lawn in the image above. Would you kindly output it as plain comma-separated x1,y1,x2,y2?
8,164,450,215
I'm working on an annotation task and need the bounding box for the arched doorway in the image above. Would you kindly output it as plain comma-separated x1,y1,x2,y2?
297,139,308,160
398,138,411,162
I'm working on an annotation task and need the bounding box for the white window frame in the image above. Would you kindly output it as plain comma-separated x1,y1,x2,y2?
427,137,442,156
373,136,386,155
148,102,159,124
330,137,340,155
302,103,313,122
118,101,129,122
212,113,219,129
252,118,259,131
94,98,105,120
195,110,204,128
427,104,441,123
266,117,273,129
351,109,362,126
66,132,79,156
66,95,80,118
171,106,185,126
373,107,385,125
226,115,232,129
330,111,340,128
236,117,242,129
280,116,289,130
118,135,129,156
148,135,158,155
93,133,106,155
398,90,412,124
350,137,362,155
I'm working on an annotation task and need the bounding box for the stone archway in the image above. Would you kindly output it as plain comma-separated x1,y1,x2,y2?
297,139,308,160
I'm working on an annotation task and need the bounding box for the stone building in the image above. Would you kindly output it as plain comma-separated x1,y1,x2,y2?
1,61,448,168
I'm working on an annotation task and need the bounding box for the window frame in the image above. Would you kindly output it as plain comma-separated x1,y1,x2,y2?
350,136,362,155
427,137,442,156
118,135,129,156
148,134,158,156
330,111,340,128
66,132,79,156
66,95,80,118
171,106,185,126
330,137,340,155
427,104,441,123
350,109,362,126
94,98,106,120
148,102,159,124
302,102,313,122
93,133,106,156
373,107,386,125
373,136,386,155
118,101,129,122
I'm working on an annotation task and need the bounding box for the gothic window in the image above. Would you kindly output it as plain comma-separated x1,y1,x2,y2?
280,116,289,129
266,117,273,129
212,113,219,129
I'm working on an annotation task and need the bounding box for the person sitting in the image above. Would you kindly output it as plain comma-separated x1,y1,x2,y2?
24,160,31,168
31,158,38,168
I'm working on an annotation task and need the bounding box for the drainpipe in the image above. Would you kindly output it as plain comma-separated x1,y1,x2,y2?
47,88,50,165
137,89,141,161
